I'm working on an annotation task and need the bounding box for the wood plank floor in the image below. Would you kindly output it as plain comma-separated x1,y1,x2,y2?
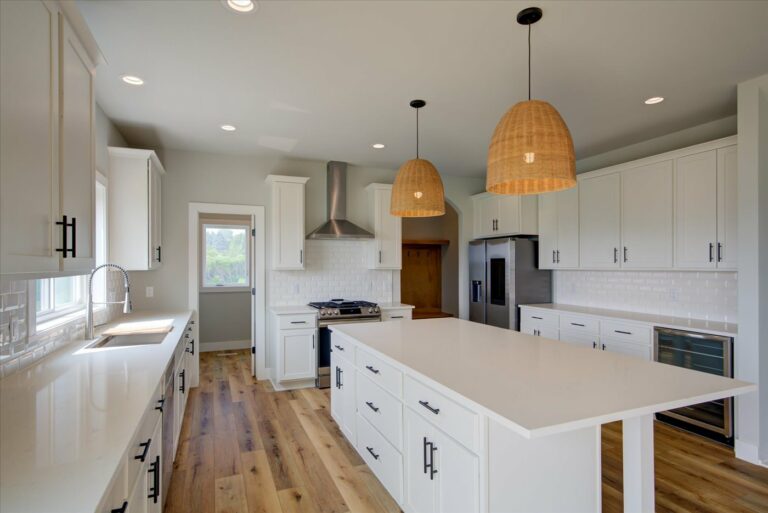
166,350,768,513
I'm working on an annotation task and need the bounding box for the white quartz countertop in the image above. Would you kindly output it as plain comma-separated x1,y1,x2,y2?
330,318,754,438
0,310,193,513
522,303,738,337
269,305,316,315
378,303,415,309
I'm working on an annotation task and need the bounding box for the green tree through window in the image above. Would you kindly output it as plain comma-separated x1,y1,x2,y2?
203,224,250,287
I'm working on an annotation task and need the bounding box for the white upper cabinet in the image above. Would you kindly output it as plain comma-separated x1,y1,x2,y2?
675,150,718,268
267,175,309,270
579,173,621,269
471,193,537,239
716,146,738,270
538,185,579,269
366,184,402,270
0,1,97,278
109,148,165,271
621,160,673,269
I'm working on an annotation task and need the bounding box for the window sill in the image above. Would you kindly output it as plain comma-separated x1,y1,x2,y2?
199,287,251,294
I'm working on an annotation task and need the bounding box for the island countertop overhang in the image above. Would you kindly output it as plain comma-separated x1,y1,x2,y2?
330,318,755,439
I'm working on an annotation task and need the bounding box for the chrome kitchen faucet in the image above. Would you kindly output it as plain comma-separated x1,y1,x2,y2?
86,263,132,339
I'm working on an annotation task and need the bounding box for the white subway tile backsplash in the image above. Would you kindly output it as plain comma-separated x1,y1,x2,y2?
553,270,737,323
269,240,393,306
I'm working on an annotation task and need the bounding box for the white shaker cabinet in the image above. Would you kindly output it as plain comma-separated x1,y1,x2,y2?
579,173,621,269
278,329,316,381
404,408,480,513
674,147,737,270
267,175,309,270
366,184,402,270
108,148,165,271
620,160,673,269
331,349,357,443
537,185,579,269
471,193,538,239
0,1,97,277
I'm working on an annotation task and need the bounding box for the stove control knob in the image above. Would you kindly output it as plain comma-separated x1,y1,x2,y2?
368,307,373,313
320,310,326,316
374,307,380,313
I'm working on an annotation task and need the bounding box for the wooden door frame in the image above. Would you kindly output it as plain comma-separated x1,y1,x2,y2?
187,202,267,380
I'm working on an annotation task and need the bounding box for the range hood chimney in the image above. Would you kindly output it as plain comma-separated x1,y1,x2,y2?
306,161,374,240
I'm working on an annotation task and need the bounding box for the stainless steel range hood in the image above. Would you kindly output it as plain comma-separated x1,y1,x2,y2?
306,161,374,240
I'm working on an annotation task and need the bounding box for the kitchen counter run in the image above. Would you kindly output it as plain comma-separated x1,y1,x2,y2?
0,310,193,513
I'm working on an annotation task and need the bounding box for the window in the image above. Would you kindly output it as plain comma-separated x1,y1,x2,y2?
201,222,250,290
34,174,108,329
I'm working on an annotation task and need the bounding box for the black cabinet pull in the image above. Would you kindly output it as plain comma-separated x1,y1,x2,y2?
135,439,151,462
186,339,195,355
623,246,628,263
423,437,437,479
334,344,344,351
290,321,307,324
531,316,543,320
148,455,160,503
179,369,186,393
338,367,343,388
155,398,165,413
592,341,597,349
717,242,723,262
709,243,714,262
366,446,380,460
556,250,560,263
111,501,128,513
390,316,404,319
602,343,607,350
571,323,585,327
55,215,76,258
335,366,341,389
418,400,440,415
423,437,430,474
365,401,379,412
365,365,380,374
552,250,556,264
614,330,632,335
614,247,618,264
157,246,162,263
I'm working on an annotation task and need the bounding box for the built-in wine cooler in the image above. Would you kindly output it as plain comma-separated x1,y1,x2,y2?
654,327,734,445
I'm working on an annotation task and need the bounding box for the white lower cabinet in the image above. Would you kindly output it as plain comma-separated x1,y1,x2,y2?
357,413,403,504
271,312,318,388
601,337,652,360
331,349,357,443
404,408,479,513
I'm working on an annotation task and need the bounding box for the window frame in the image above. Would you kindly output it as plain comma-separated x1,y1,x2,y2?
200,220,252,293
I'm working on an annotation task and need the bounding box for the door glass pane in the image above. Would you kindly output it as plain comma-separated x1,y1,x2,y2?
203,224,249,287
490,258,505,305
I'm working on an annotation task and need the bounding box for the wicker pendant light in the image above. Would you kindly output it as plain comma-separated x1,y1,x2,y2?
486,7,576,195
391,100,445,217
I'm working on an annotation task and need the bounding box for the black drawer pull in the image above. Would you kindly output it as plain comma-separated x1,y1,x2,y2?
531,316,543,320
334,344,344,351
614,330,632,335
365,365,380,374
111,501,128,513
186,339,195,355
155,398,165,413
148,455,160,503
592,341,597,349
179,369,186,393
290,321,307,324
366,446,380,460
390,315,404,319
571,323,585,327
135,438,151,462
365,401,379,412
602,343,606,351
419,400,440,415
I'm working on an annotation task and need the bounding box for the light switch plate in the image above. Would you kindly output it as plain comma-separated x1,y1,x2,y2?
145,286,154,298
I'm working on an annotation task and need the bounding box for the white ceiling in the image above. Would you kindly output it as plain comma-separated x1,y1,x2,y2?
79,0,768,177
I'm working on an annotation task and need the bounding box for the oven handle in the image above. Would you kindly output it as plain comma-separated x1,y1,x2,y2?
318,317,382,327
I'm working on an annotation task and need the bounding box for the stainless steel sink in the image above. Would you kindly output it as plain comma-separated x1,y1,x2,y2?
89,331,169,349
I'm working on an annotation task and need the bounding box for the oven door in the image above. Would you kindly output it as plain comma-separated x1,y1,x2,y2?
317,317,381,388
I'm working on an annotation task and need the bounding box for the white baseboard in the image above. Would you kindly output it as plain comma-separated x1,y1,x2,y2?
735,439,766,466
269,377,316,391
200,339,250,352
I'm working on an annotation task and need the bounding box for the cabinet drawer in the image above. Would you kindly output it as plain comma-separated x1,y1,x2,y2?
357,413,403,504
559,314,599,334
520,308,558,327
382,308,412,321
126,385,163,491
600,320,651,345
99,458,128,513
357,371,403,450
330,333,355,362
357,348,403,398
279,314,317,330
404,376,479,453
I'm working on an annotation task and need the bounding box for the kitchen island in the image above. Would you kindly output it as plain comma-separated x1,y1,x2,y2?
329,317,754,513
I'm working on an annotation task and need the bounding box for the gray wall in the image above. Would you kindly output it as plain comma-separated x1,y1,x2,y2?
402,204,460,316
95,104,127,176
198,292,251,345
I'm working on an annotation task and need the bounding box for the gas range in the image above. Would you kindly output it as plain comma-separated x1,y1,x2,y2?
308,299,381,322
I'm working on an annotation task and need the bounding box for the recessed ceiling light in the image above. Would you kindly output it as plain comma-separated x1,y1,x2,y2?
220,124,237,132
372,143,386,149
644,96,664,105
223,0,257,13
121,75,144,86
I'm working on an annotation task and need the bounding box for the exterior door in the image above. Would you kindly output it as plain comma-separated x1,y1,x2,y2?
621,161,673,269
675,150,717,268
59,14,95,273
0,0,61,275
579,173,621,268
485,238,510,329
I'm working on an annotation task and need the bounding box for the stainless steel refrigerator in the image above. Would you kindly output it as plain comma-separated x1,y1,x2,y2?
469,238,552,330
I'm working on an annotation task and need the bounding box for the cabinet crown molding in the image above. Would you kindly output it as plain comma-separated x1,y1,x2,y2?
108,147,166,174
265,174,310,184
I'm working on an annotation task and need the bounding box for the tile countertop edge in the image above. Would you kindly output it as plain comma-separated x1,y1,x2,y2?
0,310,193,513
521,303,738,337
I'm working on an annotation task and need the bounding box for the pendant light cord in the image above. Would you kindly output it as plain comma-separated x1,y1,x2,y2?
528,23,532,101
416,107,420,159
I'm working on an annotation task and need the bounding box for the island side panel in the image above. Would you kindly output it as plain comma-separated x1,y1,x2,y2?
488,417,600,513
